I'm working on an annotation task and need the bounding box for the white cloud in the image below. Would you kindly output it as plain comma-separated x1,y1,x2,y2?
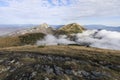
0,0,120,24
75,29,120,50
36,30,120,50
37,34,75,45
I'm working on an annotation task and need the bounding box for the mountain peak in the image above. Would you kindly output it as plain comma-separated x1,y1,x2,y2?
59,23,86,34
9,23,54,36
38,23,49,28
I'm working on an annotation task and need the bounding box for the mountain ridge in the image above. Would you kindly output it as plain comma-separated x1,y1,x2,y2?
8,23,85,36
8,23,54,36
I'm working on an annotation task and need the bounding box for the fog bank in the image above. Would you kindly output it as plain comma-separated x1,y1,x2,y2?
37,35,75,45
76,30,120,50
37,30,120,50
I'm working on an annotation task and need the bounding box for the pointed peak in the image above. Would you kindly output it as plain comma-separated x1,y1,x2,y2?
59,23,86,34
39,23,49,28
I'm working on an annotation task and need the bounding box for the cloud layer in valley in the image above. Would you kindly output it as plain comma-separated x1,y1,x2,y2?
76,30,120,50
37,30,120,50
37,35,75,45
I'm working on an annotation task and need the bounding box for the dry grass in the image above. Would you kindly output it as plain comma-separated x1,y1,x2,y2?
0,33,45,48
0,45,120,63
0,45,120,56
0,36,21,48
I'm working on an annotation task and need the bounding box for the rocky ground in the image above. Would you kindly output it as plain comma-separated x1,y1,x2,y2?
0,50,120,80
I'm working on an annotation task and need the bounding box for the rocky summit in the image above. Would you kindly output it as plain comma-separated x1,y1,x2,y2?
9,23,54,36
58,23,86,34
31,23,54,34
9,23,86,36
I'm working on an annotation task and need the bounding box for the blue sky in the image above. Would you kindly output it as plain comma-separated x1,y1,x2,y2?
0,0,120,26
0,0,9,6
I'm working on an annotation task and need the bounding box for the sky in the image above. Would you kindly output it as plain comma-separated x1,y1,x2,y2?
0,0,120,26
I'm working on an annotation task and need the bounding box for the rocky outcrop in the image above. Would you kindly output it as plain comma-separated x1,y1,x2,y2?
9,23,54,36
32,23,54,34
0,51,119,80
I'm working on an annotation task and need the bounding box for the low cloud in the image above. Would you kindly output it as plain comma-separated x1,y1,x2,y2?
76,30,120,50
37,30,120,50
36,35,75,45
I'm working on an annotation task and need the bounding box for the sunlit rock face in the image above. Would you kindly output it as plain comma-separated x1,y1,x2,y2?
56,23,86,34
9,23,54,36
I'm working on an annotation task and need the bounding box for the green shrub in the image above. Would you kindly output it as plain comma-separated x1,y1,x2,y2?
18,33,45,45
37,45,45,48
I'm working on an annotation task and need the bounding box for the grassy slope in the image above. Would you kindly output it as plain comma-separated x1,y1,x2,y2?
0,45,120,61
0,36,21,48
0,33,45,48
1,45,119,54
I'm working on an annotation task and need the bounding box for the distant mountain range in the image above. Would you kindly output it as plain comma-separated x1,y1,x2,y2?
0,24,35,36
84,25,120,32
52,24,120,32
0,24,35,27
0,27,23,36
0,24,120,36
